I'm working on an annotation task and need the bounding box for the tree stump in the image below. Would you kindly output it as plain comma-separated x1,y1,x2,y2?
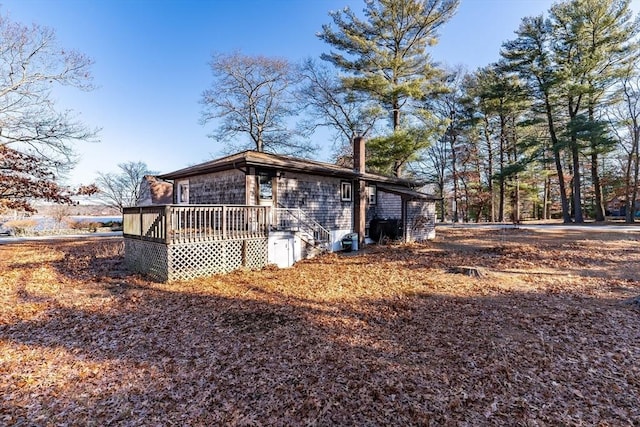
447,266,487,278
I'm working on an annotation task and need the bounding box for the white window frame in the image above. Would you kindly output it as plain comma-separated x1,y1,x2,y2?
367,184,377,205
176,179,189,204
258,173,273,200
341,181,353,202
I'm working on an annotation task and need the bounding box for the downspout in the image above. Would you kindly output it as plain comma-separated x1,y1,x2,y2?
402,198,408,243
353,136,366,249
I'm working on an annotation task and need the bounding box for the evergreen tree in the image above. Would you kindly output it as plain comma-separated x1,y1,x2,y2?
549,0,639,222
502,15,573,223
318,0,459,176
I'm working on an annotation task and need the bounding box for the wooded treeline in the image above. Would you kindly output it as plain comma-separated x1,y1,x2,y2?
201,0,640,223
3,0,640,220
421,0,640,224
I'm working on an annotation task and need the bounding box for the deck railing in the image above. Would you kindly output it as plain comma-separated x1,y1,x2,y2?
273,207,331,246
123,205,269,244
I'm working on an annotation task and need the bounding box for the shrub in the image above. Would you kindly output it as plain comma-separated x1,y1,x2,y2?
101,220,123,230
3,219,38,236
66,220,101,232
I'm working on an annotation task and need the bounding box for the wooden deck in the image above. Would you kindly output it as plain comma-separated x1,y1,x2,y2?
123,205,270,281
123,205,269,244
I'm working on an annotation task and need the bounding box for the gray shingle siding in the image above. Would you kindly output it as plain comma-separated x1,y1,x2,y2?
187,169,246,204
367,190,402,222
276,172,352,230
406,200,436,241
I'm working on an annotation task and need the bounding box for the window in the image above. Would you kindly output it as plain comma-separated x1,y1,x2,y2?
341,181,352,201
367,184,377,205
176,180,189,204
259,173,273,200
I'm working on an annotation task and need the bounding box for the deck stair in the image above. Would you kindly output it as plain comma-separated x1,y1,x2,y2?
273,206,331,254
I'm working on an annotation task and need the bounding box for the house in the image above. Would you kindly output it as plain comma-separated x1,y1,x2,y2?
123,138,437,281
136,175,173,206
606,196,640,218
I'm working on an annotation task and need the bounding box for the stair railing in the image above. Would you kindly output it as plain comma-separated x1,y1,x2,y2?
273,206,331,249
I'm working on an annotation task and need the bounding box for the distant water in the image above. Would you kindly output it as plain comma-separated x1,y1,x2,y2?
1,215,123,231
69,216,122,223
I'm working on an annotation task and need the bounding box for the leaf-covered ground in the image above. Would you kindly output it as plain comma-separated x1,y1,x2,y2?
1,228,639,426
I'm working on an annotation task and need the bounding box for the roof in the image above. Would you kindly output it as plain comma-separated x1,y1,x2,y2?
147,176,173,204
137,175,173,205
377,184,439,201
158,150,422,188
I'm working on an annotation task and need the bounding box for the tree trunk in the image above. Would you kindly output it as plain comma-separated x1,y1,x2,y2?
591,151,606,221
567,93,584,223
461,176,470,222
439,181,446,222
512,119,520,224
514,178,520,223
392,99,400,131
543,174,551,220
256,134,264,152
483,116,495,222
630,127,640,223
544,93,572,223
588,105,606,221
498,114,506,222
450,132,459,223
571,137,584,223
624,147,633,223
391,97,401,177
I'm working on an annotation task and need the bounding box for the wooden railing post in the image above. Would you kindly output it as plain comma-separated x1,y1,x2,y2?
164,205,172,244
222,206,227,240
138,207,143,238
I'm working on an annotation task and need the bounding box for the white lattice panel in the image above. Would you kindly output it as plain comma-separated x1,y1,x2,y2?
244,239,268,269
126,237,268,282
168,241,224,281
124,239,169,282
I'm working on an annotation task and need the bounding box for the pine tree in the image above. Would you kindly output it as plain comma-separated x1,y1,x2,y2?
549,0,639,222
502,15,573,223
319,0,459,176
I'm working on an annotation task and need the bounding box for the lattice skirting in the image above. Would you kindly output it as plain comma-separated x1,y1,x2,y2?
125,239,169,282
124,238,268,282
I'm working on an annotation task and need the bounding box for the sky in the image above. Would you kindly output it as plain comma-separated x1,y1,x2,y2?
3,0,639,187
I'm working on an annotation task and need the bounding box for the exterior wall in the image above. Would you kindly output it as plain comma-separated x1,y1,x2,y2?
276,172,353,231
186,169,247,204
137,179,153,206
367,190,402,222
405,200,436,241
247,171,258,205
137,176,173,206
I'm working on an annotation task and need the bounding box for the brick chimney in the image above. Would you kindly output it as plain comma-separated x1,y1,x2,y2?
353,135,365,174
353,136,366,249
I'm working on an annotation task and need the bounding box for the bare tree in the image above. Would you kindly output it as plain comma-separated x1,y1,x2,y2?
416,136,449,221
0,12,98,211
610,67,640,223
297,59,383,160
96,162,156,212
200,51,314,156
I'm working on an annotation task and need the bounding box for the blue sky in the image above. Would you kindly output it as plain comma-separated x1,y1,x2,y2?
3,0,638,186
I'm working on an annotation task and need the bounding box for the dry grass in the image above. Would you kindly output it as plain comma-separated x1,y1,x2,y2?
1,229,640,426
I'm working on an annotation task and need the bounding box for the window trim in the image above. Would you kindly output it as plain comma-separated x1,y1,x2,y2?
367,184,377,205
258,172,273,200
341,181,353,202
176,179,189,204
